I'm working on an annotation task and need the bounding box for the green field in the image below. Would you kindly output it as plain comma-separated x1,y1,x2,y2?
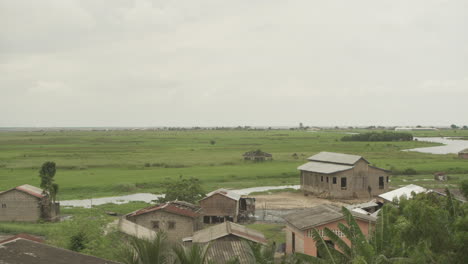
1,129,468,199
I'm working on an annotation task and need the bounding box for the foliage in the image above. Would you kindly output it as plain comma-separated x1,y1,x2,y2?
341,132,413,142
69,230,87,251
172,243,213,264
157,176,205,204
39,161,59,202
460,179,468,199
120,232,170,264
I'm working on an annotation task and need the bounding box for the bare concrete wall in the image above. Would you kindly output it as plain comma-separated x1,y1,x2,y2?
0,190,41,222
118,218,157,240
127,210,198,242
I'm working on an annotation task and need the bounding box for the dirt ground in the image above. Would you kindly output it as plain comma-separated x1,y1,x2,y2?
248,192,371,210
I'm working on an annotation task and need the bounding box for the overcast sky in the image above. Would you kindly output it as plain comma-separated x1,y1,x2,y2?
1,0,467,127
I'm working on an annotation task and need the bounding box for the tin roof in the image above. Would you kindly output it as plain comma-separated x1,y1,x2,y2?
284,204,376,230
202,188,242,201
0,184,46,199
0,238,121,264
127,201,201,218
189,221,267,245
378,184,428,202
307,152,367,165
297,161,353,174
204,240,254,264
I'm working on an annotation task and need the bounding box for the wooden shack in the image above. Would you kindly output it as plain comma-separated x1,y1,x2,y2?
298,152,391,199
243,150,272,161
459,148,468,159
199,189,255,223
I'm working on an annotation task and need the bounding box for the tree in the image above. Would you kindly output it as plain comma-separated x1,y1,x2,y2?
172,243,213,264
120,233,170,264
39,161,59,202
451,124,459,129
157,176,205,204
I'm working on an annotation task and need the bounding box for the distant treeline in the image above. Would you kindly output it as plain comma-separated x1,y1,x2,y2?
341,132,413,141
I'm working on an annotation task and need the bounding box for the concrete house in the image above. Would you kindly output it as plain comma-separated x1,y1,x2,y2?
125,201,203,242
459,148,468,159
199,188,255,224
298,152,390,198
185,221,267,264
284,204,375,257
0,184,59,222
0,236,120,264
243,150,272,161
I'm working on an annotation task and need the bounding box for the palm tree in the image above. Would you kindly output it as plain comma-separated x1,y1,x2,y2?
246,241,276,264
171,243,213,264
120,232,170,264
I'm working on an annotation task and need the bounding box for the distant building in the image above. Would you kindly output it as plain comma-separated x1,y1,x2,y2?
458,148,468,159
0,184,60,222
199,188,255,223
243,150,272,161
0,236,120,264
185,221,267,264
434,172,447,181
298,152,390,199
395,127,438,131
284,204,375,257
377,184,428,203
125,201,203,242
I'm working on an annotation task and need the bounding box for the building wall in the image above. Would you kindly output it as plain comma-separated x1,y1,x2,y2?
286,218,374,257
127,210,199,242
459,153,468,159
301,159,390,199
0,190,41,222
200,194,238,218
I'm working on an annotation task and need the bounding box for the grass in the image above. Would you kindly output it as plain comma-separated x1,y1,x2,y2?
1,129,468,199
246,223,286,244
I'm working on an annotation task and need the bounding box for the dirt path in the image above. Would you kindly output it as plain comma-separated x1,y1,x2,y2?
248,192,370,210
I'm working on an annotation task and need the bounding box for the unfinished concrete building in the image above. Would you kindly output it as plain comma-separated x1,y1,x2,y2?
199,189,255,224
298,152,390,199
0,184,59,222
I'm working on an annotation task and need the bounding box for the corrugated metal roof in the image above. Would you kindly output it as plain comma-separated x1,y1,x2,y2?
307,152,367,165
346,200,379,210
284,204,376,230
203,188,242,201
203,241,254,264
0,184,45,199
191,222,267,245
127,201,201,218
297,161,353,174
378,184,428,202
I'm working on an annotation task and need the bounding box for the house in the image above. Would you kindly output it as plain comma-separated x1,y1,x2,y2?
0,236,120,264
0,184,60,222
458,148,468,159
284,204,375,257
434,172,447,181
298,152,391,198
184,221,267,264
125,201,203,242
243,149,272,161
377,184,428,203
199,188,255,223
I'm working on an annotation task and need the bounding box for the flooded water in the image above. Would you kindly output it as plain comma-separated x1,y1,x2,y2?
61,185,300,208
403,137,468,154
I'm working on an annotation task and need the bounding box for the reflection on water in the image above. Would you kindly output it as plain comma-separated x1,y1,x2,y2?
62,185,300,208
403,137,468,154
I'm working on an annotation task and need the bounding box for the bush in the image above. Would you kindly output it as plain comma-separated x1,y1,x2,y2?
341,132,413,142
402,168,418,175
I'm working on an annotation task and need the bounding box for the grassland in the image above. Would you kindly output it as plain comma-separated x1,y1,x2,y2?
1,129,467,199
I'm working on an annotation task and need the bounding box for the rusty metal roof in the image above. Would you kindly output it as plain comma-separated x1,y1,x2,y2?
127,201,201,218
202,188,242,201
189,221,267,245
284,204,376,230
0,184,45,199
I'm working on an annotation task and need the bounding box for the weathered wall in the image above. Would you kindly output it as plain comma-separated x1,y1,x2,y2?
301,159,390,199
127,210,198,242
118,218,157,240
0,190,41,222
200,194,238,217
458,153,468,159
285,225,305,254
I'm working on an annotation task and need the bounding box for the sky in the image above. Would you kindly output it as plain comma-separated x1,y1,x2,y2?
1,0,467,127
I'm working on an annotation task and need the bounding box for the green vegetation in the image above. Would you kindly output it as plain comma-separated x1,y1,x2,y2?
157,176,206,204
0,129,468,199
246,223,285,244
39,161,59,202
341,131,413,142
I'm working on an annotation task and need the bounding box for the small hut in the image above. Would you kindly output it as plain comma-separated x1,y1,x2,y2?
434,172,447,181
242,149,272,161
458,148,468,159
